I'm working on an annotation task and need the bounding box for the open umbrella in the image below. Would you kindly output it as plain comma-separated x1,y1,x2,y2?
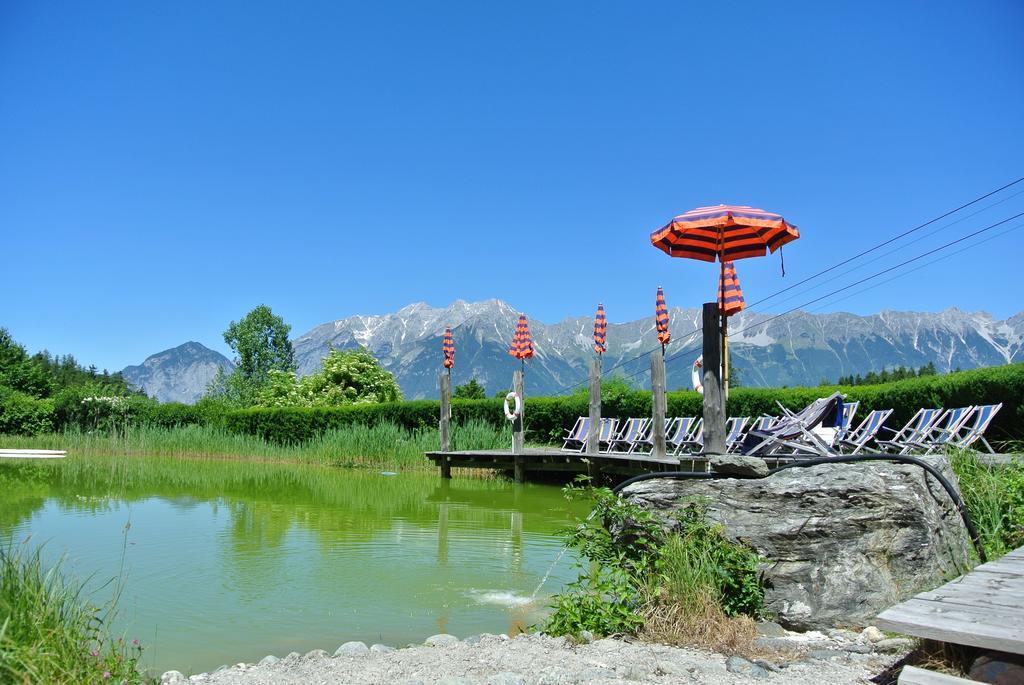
651,204,799,395
442,328,455,372
651,204,799,265
593,304,607,356
655,286,671,352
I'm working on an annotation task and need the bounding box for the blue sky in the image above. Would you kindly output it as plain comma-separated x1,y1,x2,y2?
2,1,1023,372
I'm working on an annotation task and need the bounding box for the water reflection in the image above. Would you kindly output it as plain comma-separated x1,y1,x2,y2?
0,456,585,674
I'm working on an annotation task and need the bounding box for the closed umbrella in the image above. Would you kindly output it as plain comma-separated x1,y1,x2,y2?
593,304,607,356
718,262,745,316
508,314,534,363
655,286,671,353
442,328,455,373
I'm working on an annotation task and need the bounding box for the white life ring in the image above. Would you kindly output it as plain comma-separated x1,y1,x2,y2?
503,392,522,421
692,355,704,394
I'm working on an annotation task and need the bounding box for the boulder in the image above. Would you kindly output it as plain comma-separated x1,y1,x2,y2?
710,454,770,477
621,456,973,631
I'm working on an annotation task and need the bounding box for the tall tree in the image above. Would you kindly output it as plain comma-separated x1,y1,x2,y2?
223,304,295,384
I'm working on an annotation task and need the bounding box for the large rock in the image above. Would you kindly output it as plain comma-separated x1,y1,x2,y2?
621,456,973,630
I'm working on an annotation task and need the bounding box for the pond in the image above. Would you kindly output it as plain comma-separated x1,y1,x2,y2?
0,456,587,675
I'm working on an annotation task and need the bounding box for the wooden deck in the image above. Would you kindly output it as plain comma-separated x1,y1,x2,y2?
424,447,710,483
877,545,1024,683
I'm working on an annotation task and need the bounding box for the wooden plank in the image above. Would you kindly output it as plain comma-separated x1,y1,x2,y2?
0,449,67,459
701,302,726,454
897,665,979,685
587,358,601,480
650,352,667,459
877,597,1024,654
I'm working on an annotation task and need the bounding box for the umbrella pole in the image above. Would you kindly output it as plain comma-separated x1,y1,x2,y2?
719,259,729,401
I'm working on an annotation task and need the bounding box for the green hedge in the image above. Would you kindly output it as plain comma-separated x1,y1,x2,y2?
223,363,1024,446
4,363,1020,446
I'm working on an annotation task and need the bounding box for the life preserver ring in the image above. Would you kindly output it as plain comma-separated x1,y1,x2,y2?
503,392,522,421
692,355,704,394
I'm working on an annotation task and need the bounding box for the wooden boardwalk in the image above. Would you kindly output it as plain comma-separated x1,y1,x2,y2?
877,545,1024,683
424,447,713,482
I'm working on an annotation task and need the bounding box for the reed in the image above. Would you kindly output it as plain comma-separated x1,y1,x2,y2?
0,419,512,471
950,450,1024,558
0,542,147,684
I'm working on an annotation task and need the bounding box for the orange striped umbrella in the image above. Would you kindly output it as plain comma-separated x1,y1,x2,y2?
593,303,607,355
655,287,671,348
508,314,534,361
442,328,455,369
718,262,745,316
650,204,799,265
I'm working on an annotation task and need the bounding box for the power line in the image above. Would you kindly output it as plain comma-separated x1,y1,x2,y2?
745,175,1024,310
705,210,1024,352
550,175,1024,393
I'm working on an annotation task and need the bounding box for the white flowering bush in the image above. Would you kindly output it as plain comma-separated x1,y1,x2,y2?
255,349,402,408
79,395,132,433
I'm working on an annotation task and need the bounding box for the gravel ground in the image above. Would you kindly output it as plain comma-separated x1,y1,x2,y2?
163,629,906,685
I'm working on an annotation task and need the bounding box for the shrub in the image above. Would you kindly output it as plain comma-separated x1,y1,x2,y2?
0,386,54,436
542,481,764,643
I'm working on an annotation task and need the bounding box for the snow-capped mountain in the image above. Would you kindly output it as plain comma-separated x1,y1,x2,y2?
291,300,1024,399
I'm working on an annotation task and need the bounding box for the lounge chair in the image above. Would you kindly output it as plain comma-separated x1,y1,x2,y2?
739,393,846,457
597,418,619,452
837,408,893,454
749,415,778,433
836,401,860,442
948,403,1002,453
908,406,975,454
725,417,751,452
633,417,681,454
561,417,590,452
876,408,943,454
609,417,650,453
674,417,703,455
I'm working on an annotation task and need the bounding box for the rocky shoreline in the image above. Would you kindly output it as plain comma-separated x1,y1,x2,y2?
160,624,911,685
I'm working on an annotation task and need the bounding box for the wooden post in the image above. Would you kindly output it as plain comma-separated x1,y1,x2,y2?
650,351,667,459
439,372,452,478
512,369,525,483
702,302,726,454
586,358,602,479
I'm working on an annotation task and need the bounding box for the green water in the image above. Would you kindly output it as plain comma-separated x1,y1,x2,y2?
0,456,587,675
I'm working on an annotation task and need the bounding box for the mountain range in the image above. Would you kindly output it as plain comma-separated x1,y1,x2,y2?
122,300,1024,403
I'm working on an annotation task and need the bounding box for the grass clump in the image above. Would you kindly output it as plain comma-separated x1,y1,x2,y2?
950,450,1024,559
0,419,511,471
542,481,764,652
0,543,147,684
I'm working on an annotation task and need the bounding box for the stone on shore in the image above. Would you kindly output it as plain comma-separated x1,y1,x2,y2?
334,641,369,657
161,671,187,685
725,656,770,679
425,633,460,647
621,455,973,630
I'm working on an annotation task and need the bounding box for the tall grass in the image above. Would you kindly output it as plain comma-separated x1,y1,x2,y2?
0,542,147,684
0,420,511,471
950,450,1024,559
